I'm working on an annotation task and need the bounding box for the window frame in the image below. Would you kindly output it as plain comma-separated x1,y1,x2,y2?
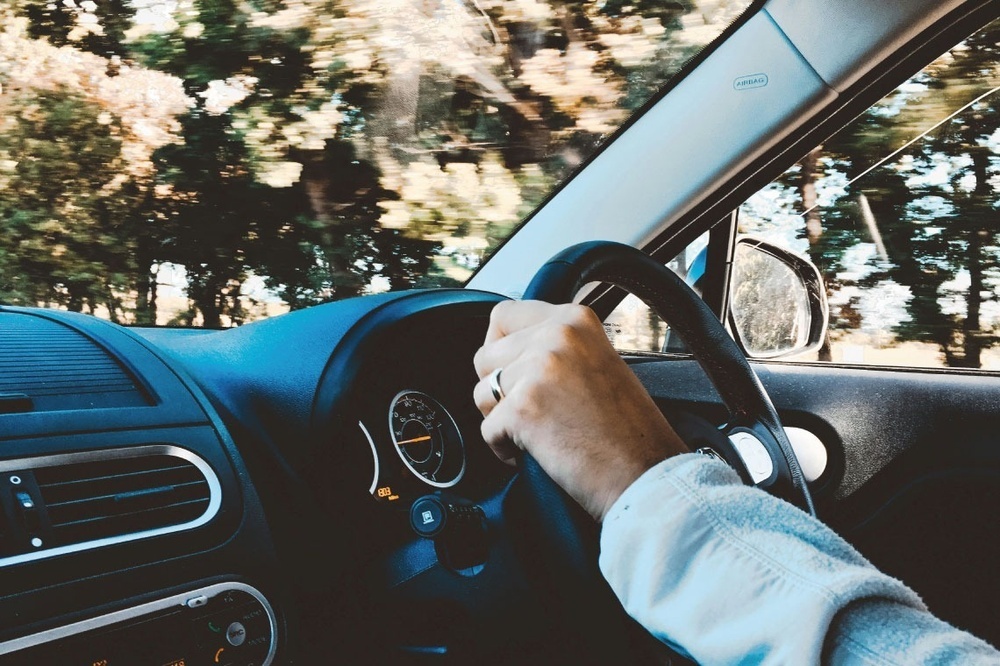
588,3,998,367
635,2,999,291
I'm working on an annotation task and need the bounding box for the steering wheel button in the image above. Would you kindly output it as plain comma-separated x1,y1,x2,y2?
226,621,247,647
728,432,774,485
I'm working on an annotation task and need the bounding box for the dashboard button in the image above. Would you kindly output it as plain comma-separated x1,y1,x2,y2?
186,595,209,609
226,621,247,647
728,431,775,484
410,496,446,537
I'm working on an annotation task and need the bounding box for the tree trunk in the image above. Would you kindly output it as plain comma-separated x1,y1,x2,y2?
856,193,888,260
229,279,245,326
960,228,984,368
954,146,992,369
133,254,158,326
647,308,661,352
800,146,824,245
67,288,85,313
148,267,158,324
188,269,223,329
798,145,832,361
104,284,123,324
301,165,365,299
324,248,365,298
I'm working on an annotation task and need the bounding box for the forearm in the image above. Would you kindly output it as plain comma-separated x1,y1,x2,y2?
825,599,997,665
599,454,997,665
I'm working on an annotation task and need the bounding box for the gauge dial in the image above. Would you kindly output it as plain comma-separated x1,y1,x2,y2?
389,390,465,488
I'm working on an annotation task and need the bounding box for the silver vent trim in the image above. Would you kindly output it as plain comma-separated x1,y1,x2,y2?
0,581,276,665
0,445,222,567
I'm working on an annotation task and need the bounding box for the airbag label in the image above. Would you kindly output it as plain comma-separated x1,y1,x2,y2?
734,73,769,90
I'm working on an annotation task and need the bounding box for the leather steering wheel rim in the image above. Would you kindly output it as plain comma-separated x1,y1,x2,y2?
521,240,814,514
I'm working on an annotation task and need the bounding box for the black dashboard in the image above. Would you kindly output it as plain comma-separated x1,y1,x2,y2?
14,286,985,664
0,304,283,664
0,289,530,665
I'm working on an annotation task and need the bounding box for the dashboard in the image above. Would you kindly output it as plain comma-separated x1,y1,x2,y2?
0,289,528,664
3,286,924,664
0,305,283,665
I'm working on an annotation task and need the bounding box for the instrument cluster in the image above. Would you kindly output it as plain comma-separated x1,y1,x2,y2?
361,389,468,506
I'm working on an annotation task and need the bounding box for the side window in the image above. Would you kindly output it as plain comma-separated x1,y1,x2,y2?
740,19,1000,370
604,231,709,353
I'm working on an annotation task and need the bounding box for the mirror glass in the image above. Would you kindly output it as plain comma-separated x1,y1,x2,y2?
731,243,812,357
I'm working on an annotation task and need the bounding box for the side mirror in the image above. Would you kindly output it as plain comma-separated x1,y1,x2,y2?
729,237,828,359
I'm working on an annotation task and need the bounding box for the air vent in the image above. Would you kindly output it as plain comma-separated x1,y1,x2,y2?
0,312,149,412
0,446,221,566
36,454,210,545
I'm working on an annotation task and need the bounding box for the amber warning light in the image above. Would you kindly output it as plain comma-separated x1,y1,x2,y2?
376,486,400,501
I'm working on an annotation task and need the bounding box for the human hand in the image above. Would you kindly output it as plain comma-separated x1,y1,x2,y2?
473,300,689,521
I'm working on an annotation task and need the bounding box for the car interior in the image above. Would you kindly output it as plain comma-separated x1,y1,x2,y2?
0,0,997,664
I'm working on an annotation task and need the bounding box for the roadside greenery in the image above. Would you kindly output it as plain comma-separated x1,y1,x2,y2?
741,19,1000,368
3,2,995,370
0,0,731,326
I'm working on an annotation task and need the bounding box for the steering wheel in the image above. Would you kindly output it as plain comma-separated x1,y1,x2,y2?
521,240,813,512
508,241,814,662
522,240,813,509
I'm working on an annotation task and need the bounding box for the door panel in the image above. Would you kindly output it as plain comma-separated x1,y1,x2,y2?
627,357,1000,645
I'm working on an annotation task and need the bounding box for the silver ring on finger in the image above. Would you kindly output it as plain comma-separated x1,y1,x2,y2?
488,367,506,402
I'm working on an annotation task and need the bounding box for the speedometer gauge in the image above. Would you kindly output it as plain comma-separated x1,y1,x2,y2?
389,390,465,488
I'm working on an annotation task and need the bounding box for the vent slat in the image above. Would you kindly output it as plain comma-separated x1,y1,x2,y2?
0,350,110,357
49,500,210,544
38,463,192,490
46,480,208,508
34,454,214,548
0,367,127,377
0,378,137,390
0,352,111,360
35,455,190,483
39,466,203,506
10,386,138,397
50,497,210,529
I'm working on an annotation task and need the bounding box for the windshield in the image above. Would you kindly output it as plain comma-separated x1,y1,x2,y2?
0,0,750,327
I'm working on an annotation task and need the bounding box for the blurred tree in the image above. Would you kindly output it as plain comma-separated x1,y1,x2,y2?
820,22,1000,368
752,20,1000,367
22,0,134,59
0,88,140,321
889,27,1000,368
152,110,317,327
4,0,752,325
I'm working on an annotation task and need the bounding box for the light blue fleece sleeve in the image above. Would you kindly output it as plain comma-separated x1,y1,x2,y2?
598,454,999,665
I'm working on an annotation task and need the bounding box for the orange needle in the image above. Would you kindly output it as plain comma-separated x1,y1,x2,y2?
396,435,431,447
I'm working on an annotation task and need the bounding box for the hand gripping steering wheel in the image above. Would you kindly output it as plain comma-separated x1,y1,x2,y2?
520,240,814,514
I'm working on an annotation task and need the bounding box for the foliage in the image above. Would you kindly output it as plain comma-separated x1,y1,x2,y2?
0,87,139,320
741,19,1000,368
0,0,747,325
